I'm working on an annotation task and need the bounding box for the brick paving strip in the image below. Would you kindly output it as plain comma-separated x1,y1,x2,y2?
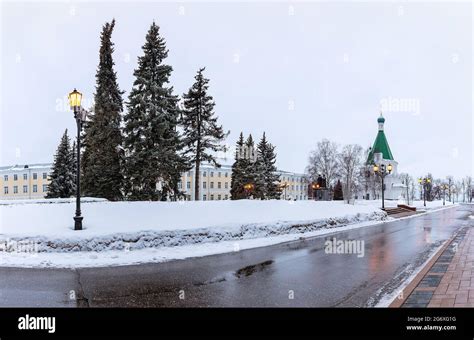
390,226,473,308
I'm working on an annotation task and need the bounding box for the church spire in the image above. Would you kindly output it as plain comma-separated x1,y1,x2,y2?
378,110,385,131
366,111,394,164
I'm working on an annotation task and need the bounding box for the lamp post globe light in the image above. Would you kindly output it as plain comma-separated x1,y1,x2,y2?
372,160,392,209
68,88,88,231
243,183,254,199
311,183,320,200
418,177,431,207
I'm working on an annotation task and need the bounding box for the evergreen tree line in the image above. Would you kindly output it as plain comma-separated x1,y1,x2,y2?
230,132,281,200
49,20,228,201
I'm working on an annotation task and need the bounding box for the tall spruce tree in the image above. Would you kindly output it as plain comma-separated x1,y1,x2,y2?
181,68,228,200
254,132,280,199
82,19,124,201
242,134,257,198
46,130,75,198
123,22,187,201
230,132,246,200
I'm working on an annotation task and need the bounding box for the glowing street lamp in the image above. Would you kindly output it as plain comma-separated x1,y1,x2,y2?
373,160,392,209
418,177,431,207
243,183,254,198
68,88,88,231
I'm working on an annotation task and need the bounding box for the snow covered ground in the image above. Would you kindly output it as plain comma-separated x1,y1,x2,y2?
0,199,387,268
354,199,455,211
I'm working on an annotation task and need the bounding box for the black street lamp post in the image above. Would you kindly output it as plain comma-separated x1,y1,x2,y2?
373,161,392,209
418,177,431,207
441,184,447,206
68,89,88,231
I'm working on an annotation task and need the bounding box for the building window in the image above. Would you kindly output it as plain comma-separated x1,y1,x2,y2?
33,173,37,180
14,174,18,181
225,172,228,178
3,187,8,194
224,194,228,200
225,182,228,189
23,173,27,180
13,186,18,194
218,182,221,189
43,184,48,192
203,182,207,189
186,181,191,189
33,185,37,193
177,181,182,189
203,171,207,177
203,194,207,201
43,173,47,179
210,194,214,200
23,185,28,193
210,182,214,189
218,194,221,200
3,175,7,181
210,172,214,177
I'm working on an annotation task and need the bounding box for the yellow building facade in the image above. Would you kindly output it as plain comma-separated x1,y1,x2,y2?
0,164,52,200
180,163,308,201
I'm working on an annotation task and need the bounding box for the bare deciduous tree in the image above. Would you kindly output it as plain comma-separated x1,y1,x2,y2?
306,139,339,188
338,144,363,204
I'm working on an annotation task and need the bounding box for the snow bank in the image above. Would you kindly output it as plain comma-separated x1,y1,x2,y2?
354,199,454,211
0,197,107,206
0,200,386,253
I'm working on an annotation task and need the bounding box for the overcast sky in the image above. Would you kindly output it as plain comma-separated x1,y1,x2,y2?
1,1,472,179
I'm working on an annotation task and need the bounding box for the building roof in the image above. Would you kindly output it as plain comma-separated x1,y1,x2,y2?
366,116,394,164
0,163,52,172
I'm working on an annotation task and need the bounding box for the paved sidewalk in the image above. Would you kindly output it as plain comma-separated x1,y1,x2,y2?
398,226,474,307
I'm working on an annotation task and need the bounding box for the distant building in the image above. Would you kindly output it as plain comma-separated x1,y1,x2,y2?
366,114,405,200
0,164,52,200
277,170,309,201
179,163,233,201
180,162,308,201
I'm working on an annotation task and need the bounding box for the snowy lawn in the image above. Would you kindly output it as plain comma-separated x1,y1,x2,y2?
0,199,387,267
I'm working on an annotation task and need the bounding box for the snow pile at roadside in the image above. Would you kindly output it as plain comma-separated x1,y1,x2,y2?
0,200,387,253
354,199,455,211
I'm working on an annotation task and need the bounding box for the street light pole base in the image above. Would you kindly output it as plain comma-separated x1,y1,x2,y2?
74,216,83,231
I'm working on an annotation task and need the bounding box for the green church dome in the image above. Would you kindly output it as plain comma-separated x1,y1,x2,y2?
366,114,394,164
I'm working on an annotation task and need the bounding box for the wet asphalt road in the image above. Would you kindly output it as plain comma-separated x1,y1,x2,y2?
1,204,472,307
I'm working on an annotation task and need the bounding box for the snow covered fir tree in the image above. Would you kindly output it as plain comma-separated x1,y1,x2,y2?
181,67,228,201
46,130,76,198
122,22,187,201
81,19,124,201
231,132,280,200
254,133,281,199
